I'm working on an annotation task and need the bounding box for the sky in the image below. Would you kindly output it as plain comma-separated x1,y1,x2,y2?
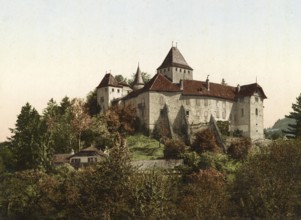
1,0,301,141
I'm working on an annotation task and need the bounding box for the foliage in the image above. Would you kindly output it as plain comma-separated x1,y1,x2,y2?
285,93,301,137
231,140,301,218
85,88,101,116
177,168,230,219
43,97,77,154
9,103,52,171
227,137,251,160
70,98,92,151
128,170,178,219
105,104,139,136
163,138,186,159
216,120,230,136
191,128,221,153
232,129,243,137
115,74,128,84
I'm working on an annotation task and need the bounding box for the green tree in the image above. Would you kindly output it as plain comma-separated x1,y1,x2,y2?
285,93,301,137
115,74,128,84
43,98,77,154
85,89,101,117
231,140,301,218
9,103,51,170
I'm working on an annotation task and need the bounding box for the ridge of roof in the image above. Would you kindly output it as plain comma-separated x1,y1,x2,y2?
157,47,193,70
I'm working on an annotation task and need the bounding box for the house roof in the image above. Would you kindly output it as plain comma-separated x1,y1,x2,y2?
122,73,181,100
97,73,122,88
238,83,267,99
52,153,72,164
69,146,107,158
157,47,193,70
182,80,237,100
122,73,267,101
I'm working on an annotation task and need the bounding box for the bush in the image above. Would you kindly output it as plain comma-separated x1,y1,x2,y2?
191,129,221,153
177,168,230,219
227,138,251,160
163,138,186,159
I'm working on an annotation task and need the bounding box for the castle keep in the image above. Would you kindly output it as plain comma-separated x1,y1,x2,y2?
96,46,267,140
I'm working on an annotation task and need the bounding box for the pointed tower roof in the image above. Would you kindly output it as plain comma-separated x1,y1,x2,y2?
97,73,121,88
157,46,193,70
133,64,144,86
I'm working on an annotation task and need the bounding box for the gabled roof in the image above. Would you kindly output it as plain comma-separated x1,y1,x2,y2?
133,65,144,86
69,146,107,158
182,80,237,100
97,73,122,88
238,83,267,99
157,47,193,70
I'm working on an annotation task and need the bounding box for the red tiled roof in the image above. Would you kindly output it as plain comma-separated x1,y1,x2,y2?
182,80,237,100
97,73,122,88
122,73,181,100
122,74,267,101
157,47,193,70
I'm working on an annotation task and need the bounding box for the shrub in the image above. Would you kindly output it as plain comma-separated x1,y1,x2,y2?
163,138,186,159
191,129,221,153
227,138,251,160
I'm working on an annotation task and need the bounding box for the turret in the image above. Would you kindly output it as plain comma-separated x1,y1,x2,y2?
132,64,145,90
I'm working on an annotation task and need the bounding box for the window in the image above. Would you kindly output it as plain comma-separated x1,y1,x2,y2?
188,70,190,74
186,110,189,116
255,97,259,102
112,88,114,92
256,108,258,116
186,99,190,105
176,68,178,71
117,89,120,93
168,68,170,71
241,108,244,117
71,158,80,163
105,88,108,92
222,111,226,119
180,69,182,72
184,70,186,73
88,157,94,163
127,91,130,94
196,99,200,106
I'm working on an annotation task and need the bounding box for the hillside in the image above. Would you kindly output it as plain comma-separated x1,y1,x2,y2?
127,134,164,160
272,118,296,131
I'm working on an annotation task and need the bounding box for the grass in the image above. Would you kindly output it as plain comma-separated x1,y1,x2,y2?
126,134,164,160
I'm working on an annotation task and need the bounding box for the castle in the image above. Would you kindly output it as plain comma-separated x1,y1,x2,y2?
96,46,267,140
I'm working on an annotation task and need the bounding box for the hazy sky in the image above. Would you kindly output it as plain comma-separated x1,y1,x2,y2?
1,0,301,141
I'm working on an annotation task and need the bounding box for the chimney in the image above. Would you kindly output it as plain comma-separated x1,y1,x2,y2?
237,84,240,92
206,75,210,91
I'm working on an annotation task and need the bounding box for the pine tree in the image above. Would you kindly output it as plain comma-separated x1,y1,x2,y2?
285,93,301,137
9,103,50,170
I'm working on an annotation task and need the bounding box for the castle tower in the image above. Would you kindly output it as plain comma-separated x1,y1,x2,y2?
157,46,193,83
132,64,145,90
